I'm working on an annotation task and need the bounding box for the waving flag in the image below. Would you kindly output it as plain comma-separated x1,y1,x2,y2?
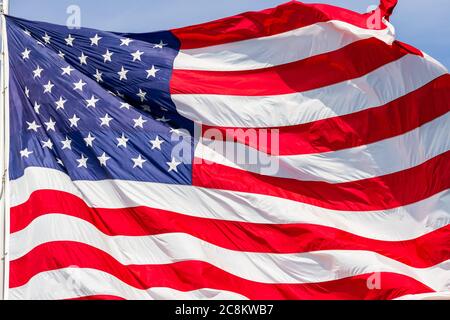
4,0,450,300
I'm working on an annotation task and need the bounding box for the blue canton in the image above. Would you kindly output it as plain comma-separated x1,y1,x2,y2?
7,16,194,184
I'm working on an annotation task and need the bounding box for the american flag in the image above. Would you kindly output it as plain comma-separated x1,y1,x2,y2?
5,0,450,300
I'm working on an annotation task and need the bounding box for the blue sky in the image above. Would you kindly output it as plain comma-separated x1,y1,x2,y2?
8,0,450,68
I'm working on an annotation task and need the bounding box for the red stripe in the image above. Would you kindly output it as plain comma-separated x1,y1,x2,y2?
193,151,450,211
10,241,435,300
380,0,398,20
11,190,450,268
172,1,391,49
68,295,125,301
201,75,450,155
171,39,417,96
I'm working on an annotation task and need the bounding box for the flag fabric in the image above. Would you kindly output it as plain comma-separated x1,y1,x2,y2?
5,0,450,300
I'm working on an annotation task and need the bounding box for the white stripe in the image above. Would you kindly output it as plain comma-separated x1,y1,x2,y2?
9,268,248,300
172,54,447,127
174,20,395,71
395,292,450,300
196,112,450,183
10,214,450,290
10,167,450,241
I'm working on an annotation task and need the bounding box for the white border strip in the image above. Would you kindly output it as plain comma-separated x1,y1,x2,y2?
0,4,11,301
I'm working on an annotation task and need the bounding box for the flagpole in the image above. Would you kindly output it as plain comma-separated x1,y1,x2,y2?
0,0,10,301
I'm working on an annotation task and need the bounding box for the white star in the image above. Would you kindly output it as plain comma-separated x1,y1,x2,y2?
61,65,74,76
56,158,64,166
44,118,56,131
150,136,164,150
90,33,102,46
116,133,129,148
102,49,113,63
23,29,31,36
24,87,30,98
146,65,160,78
20,148,33,158
43,81,54,94
120,38,133,46
77,154,88,168
65,34,75,46
170,128,183,135
33,102,41,114
133,116,147,128
55,97,67,110
85,95,99,108
33,66,43,78
120,102,131,110
42,33,51,44
27,121,41,132
41,139,54,149
97,152,111,167
94,69,103,82
21,48,31,60
157,116,170,123
153,40,167,49
69,114,80,128
73,79,86,91
167,157,181,172
132,154,146,169
137,88,147,102
117,66,129,81
131,50,144,62
61,137,72,150
142,105,151,112
100,114,113,127
58,51,65,59
116,91,125,98
78,52,88,65
36,40,44,47
84,132,96,147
